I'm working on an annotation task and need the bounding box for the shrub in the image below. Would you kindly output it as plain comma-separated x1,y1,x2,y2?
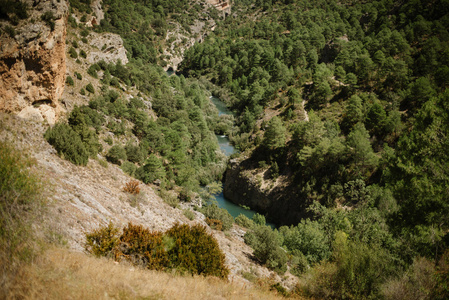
203,203,233,231
166,223,229,278
206,217,223,231
80,88,86,95
80,29,89,37
244,225,287,272
110,77,120,87
279,219,330,265
68,107,102,157
4,25,15,38
304,234,396,299
88,64,100,78
289,250,309,276
158,189,179,208
69,47,78,58
381,256,436,300
74,72,82,80
434,249,449,299
41,11,55,31
252,213,266,225
183,210,195,220
235,214,254,228
117,223,169,270
123,180,140,195
136,154,165,184
106,145,127,165
68,15,77,28
79,49,87,58
0,141,44,298
104,136,113,145
125,143,144,164
86,223,229,278
0,141,43,259
44,123,89,165
120,161,137,176
85,222,119,258
66,76,74,86
86,83,95,94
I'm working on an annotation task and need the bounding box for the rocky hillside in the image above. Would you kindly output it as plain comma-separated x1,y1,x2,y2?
1,112,298,288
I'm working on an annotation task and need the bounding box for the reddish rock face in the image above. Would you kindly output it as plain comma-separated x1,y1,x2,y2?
0,1,68,123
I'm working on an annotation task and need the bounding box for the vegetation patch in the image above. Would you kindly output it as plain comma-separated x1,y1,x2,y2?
85,222,229,279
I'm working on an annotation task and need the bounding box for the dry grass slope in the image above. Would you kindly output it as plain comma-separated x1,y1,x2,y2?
14,247,290,300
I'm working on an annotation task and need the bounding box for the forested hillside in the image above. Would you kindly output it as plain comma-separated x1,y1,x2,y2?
3,0,448,298
179,0,449,298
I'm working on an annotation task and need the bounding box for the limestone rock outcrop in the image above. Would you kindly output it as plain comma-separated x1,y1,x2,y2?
86,32,128,65
0,0,68,123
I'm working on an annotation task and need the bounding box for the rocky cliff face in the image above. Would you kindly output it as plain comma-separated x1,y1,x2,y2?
0,0,68,124
224,158,309,226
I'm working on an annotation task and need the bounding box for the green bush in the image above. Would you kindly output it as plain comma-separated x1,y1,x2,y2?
304,233,396,299
279,219,330,265
80,29,89,37
136,154,166,184
69,47,78,58
110,77,120,87
244,225,287,272
85,83,94,94
183,210,195,220
66,76,74,86
68,107,102,157
79,49,87,58
74,72,82,80
106,145,127,165
68,15,77,28
125,143,144,164
252,213,266,226
203,203,234,231
44,123,89,166
289,250,309,276
235,214,254,228
120,161,137,176
88,64,100,78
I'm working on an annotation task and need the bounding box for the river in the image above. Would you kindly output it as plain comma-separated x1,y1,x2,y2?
210,96,275,227
166,71,272,224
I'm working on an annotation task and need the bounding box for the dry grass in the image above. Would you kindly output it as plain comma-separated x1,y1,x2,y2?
10,247,291,300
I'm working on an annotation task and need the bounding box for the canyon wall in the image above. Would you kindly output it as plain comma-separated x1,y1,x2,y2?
0,0,68,124
223,158,309,226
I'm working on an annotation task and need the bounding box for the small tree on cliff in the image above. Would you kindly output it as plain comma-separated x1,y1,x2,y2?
263,116,287,151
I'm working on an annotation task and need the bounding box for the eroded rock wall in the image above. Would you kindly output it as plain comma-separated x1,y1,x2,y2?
0,0,68,123
223,159,309,226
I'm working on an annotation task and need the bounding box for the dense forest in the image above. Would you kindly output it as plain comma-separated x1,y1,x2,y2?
178,0,449,298
40,0,449,298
